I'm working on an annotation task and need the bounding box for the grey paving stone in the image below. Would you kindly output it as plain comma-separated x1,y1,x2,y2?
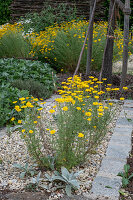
110,134,131,145
116,117,133,126
0,127,7,137
113,126,132,135
91,176,121,198
106,143,131,160
97,157,126,176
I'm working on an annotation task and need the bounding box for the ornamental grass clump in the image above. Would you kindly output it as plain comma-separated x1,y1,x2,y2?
11,76,127,169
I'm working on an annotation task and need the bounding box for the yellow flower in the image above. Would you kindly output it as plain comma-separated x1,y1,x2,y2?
123,87,128,90
37,108,43,111
102,78,107,81
26,97,29,99
34,121,37,124
98,113,103,117
49,109,55,113
18,120,22,124
120,97,125,101
46,128,50,131
19,97,25,101
87,118,91,121
40,102,46,104
53,105,57,108
22,129,25,133
29,130,33,134
76,107,81,110
62,106,68,111
93,102,98,106
97,108,104,112
78,133,84,138
104,106,108,109
26,101,34,108
94,96,99,99
50,130,56,134
13,101,17,104
11,117,15,121
93,126,96,129
109,103,113,106
85,112,92,117
33,98,38,101
37,116,41,118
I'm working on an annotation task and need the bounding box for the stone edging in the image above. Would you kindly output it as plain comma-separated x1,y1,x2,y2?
83,100,133,200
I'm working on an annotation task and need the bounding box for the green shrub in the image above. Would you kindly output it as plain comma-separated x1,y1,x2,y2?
0,0,12,25
0,58,57,92
11,79,53,99
19,3,80,33
0,30,30,58
0,83,29,127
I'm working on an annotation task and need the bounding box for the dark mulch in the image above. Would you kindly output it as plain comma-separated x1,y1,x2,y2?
0,189,50,200
56,72,133,99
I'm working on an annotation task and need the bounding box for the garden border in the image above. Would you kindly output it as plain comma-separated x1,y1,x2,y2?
0,98,132,200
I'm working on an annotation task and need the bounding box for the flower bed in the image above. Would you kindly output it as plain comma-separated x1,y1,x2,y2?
0,75,126,198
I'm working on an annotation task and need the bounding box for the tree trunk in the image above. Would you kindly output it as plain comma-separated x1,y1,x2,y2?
120,0,131,90
86,0,95,75
100,0,115,83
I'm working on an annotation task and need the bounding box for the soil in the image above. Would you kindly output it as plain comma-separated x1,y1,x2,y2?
0,190,50,200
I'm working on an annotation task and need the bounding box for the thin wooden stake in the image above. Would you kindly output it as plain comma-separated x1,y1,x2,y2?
120,0,131,90
86,0,95,75
72,0,97,78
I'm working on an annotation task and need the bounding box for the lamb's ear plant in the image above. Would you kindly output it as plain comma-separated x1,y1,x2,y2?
118,164,133,187
13,163,37,179
44,166,81,197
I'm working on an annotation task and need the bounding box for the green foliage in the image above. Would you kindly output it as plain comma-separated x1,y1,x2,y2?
0,58,57,91
0,0,12,25
20,3,79,33
0,30,30,58
13,162,37,179
44,167,81,196
0,58,56,127
0,83,29,127
118,164,133,187
11,79,53,99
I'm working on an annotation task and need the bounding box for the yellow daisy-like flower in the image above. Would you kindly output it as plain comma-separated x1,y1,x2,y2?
22,129,25,133
123,87,128,90
104,106,109,109
76,107,81,110
50,130,56,134
53,105,57,108
46,128,50,131
78,133,84,138
13,101,17,104
93,126,96,129
34,121,37,124
94,96,99,99
62,106,68,111
49,109,55,113
87,118,91,121
120,97,125,101
85,112,92,117
108,103,113,106
19,97,25,101
37,116,41,118
29,130,33,134
11,117,15,121
40,102,46,104
18,120,22,124
37,108,43,111
93,102,99,106
98,113,103,117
